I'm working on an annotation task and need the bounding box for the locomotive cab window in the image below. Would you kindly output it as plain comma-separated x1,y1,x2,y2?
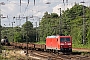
60,38,70,42
66,38,70,42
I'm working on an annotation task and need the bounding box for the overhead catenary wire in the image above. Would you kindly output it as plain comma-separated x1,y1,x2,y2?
62,0,68,10
12,0,29,26
7,0,30,16
4,0,87,27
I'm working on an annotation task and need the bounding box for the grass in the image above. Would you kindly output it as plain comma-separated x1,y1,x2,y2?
72,44,90,49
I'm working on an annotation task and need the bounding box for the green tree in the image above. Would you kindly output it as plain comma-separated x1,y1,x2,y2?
39,13,59,42
22,21,36,42
14,32,22,42
13,26,23,42
22,21,33,31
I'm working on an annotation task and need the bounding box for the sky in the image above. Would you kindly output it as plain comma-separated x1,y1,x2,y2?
0,0,90,27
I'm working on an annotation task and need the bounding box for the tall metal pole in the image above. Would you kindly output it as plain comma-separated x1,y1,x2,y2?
82,1,85,44
0,3,2,53
26,16,28,55
12,22,14,42
80,1,85,44
36,22,37,42
0,2,5,53
59,8,62,35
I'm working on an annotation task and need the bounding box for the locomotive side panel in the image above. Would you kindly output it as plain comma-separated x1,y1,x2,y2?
46,36,59,50
51,38,58,50
46,38,52,49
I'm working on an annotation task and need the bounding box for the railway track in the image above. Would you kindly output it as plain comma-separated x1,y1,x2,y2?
27,50,90,60
3,45,90,60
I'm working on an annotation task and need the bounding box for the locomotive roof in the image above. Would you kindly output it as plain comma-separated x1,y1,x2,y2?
46,35,57,38
47,35,71,38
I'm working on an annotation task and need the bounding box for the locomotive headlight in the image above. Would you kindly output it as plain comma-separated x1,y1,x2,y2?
68,43,71,45
61,43,64,45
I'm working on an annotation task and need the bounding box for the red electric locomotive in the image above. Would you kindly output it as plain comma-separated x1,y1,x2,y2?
46,35,72,52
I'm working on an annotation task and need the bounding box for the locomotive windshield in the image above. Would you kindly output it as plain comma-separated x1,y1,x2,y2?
60,38,70,42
